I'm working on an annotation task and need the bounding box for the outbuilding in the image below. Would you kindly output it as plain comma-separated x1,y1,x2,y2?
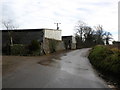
62,35,76,50
2,28,65,55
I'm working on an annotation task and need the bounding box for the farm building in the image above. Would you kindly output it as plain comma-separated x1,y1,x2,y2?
2,28,65,55
62,36,76,50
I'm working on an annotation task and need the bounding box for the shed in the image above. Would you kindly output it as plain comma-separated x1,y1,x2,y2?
62,35,76,49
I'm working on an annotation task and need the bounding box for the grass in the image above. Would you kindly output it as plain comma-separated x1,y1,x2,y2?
88,45,120,87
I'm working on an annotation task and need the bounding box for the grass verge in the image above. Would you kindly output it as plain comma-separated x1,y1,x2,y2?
88,45,120,88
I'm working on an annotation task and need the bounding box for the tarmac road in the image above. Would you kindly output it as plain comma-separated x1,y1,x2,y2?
3,48,109,88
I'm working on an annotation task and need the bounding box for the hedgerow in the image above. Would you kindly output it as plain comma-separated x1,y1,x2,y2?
88,45,120,77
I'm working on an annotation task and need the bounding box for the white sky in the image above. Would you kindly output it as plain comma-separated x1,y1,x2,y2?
0,0,119,41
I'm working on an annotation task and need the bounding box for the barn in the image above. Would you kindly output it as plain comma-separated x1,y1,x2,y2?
2,28,65,55
62,36,76,50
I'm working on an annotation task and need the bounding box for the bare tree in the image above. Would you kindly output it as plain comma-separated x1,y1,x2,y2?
94,25,105,45
75,21,113,47
104,32,112,45
2,19,18,46
74,20,87,48
75,20,87,41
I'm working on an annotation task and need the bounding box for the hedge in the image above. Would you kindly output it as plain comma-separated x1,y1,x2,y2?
10,44,28,56
88,45,120,77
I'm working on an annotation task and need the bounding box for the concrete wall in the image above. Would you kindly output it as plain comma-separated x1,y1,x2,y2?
71,36,76,49
44,29,62,41
72,36,76,43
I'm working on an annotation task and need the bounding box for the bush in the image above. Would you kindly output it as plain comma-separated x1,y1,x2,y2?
29,40,40,51
28,40,41,55
10,44,28,55
2,44,11,55
8,40,42,56
88,45,120,76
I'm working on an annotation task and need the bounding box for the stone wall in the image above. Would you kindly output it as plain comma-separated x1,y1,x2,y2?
71,43,76,50
43,38,50,54
56,41,65,51
43,38,65,54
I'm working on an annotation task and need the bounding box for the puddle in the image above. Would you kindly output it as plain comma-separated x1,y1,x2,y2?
51,56,61,60
38,51,68,66
51,53,67,60
65,61,72,63
38,59,56,66
77,67,89,70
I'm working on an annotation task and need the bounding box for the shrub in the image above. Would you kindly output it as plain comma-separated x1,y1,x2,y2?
29,40,40,51
28,40,41,55
2,44,11,55
10,44,28,55
88,45,120,76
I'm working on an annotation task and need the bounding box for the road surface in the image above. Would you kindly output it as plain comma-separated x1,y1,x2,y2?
3,48,109,88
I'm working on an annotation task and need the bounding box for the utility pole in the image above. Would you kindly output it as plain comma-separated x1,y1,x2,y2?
54,23,61,30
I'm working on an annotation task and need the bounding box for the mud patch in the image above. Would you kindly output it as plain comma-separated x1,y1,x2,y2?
77,67,88,70
38,59,56,66
38,50,69,66
65,61,72,63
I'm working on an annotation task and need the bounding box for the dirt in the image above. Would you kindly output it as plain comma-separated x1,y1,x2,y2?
2,50,71,76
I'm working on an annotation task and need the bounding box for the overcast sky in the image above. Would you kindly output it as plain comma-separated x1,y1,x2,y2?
0,0,119,41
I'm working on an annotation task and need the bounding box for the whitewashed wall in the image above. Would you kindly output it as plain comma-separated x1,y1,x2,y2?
44,29,62,41
72,36,76,43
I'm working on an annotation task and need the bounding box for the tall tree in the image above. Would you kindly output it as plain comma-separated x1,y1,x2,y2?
83,26,95,47
75,21,112,48
104,32,112,45
74,21,87,48
75,20,87,41
94,25,105,45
